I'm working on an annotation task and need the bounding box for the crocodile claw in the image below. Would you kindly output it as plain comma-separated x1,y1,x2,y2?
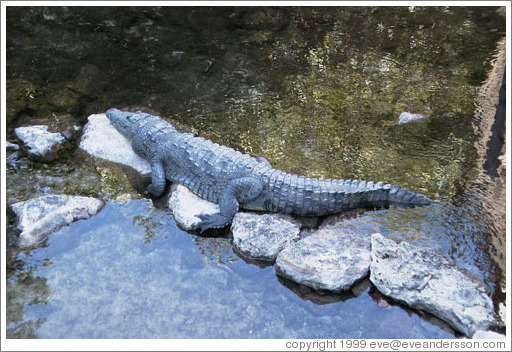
196,213,230,234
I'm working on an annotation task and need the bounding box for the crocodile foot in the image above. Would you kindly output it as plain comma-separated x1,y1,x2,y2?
197,213,231,234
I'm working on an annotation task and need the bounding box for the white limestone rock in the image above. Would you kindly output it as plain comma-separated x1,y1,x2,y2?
275,226,371,292
231,212,301,261
10,194,105,248
398,111,426,125
370,233,496,337
15,125,65,161
79,113,151,174
167,184,220,231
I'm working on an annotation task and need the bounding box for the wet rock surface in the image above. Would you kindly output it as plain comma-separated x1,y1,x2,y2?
10,194,105,248
167,184,220,231
275,226,371,292
14,125,66,161
231,212,300,261
370,233,497,337
470,38,507,326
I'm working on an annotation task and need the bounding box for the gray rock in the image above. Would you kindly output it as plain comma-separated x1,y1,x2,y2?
472,330,506,339
168,184,220,231
231,212,300,261
275,226,371,292
14,125,65,161
10,194,105,248
370,233,496,337
79,113,151,174
6,141,20,151
398,112,426,125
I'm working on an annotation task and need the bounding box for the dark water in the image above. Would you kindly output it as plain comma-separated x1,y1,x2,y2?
5,6,506,339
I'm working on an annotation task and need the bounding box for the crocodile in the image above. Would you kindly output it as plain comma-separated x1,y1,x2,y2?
106,108,431,233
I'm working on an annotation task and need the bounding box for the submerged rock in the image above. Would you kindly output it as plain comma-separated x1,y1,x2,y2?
14,125,66,161
67,64,107,98
370,233,496,337
79,113,151,174
168,184,220,231
398,112,426,125
10,194,105,248
275,226,371,292
231,212,300,261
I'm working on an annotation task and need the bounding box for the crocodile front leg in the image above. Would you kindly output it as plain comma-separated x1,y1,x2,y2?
255,156,271,167
147,157,166,198
197,176,264,233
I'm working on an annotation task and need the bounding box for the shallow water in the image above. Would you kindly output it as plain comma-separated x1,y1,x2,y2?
5,6,506,338
7,201,456,339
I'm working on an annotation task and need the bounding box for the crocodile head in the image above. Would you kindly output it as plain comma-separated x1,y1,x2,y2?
106,108,147,139
106,108,178,139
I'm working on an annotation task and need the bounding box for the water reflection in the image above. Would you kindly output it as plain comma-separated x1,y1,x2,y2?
7,201,455,339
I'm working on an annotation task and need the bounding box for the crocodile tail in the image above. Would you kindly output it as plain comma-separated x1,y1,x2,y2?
324,179,431,212
267,173,430,216
387,184,431,206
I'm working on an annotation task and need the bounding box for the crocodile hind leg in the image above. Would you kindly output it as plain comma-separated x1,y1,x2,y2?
197,177,264,233
146,157,166,198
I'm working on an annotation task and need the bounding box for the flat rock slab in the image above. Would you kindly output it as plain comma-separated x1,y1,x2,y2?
167,184,220,231
275,226,371,292
231,212,301,261
370,233,496,337
15,125,65,161
10,194,105,248
79,113,151,174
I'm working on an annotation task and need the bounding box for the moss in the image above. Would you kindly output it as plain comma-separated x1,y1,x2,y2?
192,236,240,265
6,79,38,125
133,213,161,244
95,165,144,200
